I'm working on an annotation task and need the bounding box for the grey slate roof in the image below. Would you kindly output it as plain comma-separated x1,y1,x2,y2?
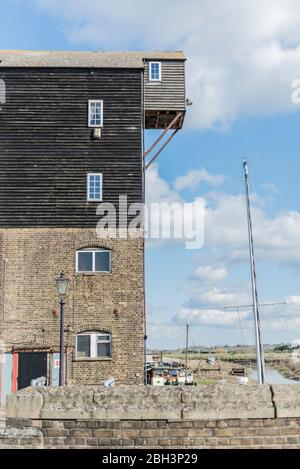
0,50,185,68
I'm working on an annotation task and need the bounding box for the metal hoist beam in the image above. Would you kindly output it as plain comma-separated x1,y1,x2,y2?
144,112,183,169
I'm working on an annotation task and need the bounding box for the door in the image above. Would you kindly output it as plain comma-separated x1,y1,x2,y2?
0,353,13,405
18,353,47,390
51,353,60,386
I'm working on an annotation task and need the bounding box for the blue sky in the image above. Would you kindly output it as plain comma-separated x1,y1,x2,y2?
2,0,300,348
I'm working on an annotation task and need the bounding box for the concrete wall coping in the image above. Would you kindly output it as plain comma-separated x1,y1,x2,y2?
6,384,300,421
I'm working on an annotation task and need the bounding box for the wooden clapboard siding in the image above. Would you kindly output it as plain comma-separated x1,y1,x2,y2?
144,60,186,111
0,67,143,227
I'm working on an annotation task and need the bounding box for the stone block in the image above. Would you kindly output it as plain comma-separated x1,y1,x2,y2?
6,387,43,419
92,385,182,420
182,385,274,420
41,386,95,419
272,385,300,418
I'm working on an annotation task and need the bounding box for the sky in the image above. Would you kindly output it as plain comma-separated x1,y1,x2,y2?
2,0,300,349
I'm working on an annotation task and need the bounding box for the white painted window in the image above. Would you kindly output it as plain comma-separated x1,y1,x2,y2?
87,173,102,201
149,62,161,81
76,248,111,273
76,331,112,358
88,100,103,127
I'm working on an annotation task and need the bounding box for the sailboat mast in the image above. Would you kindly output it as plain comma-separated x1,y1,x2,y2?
243,160,265,384
185,322,189,384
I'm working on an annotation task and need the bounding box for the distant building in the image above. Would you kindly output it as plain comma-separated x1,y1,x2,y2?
146,353,162,364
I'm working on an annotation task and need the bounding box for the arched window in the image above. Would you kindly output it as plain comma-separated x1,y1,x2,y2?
76,248,111,273
76,331,112,359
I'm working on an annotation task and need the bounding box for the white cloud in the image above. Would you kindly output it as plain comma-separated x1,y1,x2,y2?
173,292,300,333
205,192,300,266
174,169,224,192
262,182,279,195
186,285,250,309
145,164,205,249
194,265,228,283
175,307,249,327
263,317,300,331
261,296,300,321
145,164,300,265
146,164,182,204
35,0,300,128
286,295,300,304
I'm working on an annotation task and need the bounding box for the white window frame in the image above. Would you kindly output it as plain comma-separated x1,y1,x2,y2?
76,331,112,359
76,248,111,273
149,61,161,82
96,332,112,358
87,172,102,202
88,99,103,128
76,333,91,358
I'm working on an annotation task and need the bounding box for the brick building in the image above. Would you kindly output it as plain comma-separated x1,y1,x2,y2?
0,50,186,403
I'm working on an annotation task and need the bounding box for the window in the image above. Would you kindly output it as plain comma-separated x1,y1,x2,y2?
149,62,161,81
76,248,111,273
76,332,112,358
87,173,102,201
77,334,90,358
96,333,111,357
88,100,103,127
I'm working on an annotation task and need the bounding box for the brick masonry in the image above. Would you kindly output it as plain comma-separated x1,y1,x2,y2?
0,228,144,385
2,417,300,448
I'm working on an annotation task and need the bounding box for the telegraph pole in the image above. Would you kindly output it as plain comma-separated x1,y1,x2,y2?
185,321,189,384
243,161,265,384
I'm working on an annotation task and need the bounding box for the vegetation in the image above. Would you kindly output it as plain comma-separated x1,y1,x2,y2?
194,377,219,385
168,350,292,363
163,346,300,383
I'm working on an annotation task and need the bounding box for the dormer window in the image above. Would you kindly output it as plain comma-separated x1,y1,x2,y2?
149,62,161,81
88,100,103,127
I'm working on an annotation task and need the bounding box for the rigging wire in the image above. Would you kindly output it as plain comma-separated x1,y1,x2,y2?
236,307,247,345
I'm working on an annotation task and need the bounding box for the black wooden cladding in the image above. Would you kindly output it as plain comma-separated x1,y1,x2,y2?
0,68,143,227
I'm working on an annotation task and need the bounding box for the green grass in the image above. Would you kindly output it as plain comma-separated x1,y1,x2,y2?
165,351,292,363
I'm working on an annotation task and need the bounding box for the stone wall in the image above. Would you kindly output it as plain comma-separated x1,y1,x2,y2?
1,384,300,449
0,228,144,385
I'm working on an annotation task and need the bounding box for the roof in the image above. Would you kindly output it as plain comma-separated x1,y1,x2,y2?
0,50,185,68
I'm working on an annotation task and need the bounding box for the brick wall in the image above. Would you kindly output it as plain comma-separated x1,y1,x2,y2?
0,228,144,385
2,417,300,449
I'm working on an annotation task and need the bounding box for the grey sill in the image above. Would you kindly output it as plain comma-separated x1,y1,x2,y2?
74,357,112,362
76,272,111,276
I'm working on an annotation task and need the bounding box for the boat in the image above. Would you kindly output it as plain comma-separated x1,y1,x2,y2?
148,365,193,386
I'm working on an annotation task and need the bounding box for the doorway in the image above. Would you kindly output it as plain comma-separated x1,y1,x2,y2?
17,352,47,390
